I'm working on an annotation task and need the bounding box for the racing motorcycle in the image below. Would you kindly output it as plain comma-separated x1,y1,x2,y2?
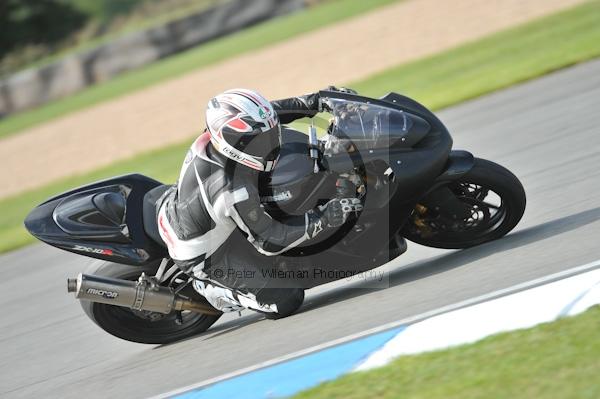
24,90,526,344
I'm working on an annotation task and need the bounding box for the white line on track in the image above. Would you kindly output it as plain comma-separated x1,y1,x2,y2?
154,258,600,398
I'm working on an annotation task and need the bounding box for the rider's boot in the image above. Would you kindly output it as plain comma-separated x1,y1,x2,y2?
192,278,280,314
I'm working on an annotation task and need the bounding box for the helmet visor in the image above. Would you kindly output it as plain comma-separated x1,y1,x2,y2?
235,124,281,170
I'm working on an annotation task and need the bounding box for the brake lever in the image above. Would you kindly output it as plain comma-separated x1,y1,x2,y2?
308,122,320,173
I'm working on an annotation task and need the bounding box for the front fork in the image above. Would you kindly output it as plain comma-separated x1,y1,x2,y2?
408,150,475,236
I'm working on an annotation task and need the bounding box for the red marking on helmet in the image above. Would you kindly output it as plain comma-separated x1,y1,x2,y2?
227,118,252,132
247,92,269,109
101,249,113,256
241,158,262,170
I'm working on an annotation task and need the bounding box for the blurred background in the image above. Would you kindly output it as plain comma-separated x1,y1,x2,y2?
0,0,228,76
1,0,597,254
1,1,599,397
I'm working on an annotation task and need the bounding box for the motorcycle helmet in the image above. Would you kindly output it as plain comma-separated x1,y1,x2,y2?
206,88,281,172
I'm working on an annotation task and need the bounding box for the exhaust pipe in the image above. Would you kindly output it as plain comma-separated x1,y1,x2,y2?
67,273,220,315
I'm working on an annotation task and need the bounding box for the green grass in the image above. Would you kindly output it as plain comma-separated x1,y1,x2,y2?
294,306,600,399
0,0,399,139
351,0,600,107
0,140,191,253
1,0,600,254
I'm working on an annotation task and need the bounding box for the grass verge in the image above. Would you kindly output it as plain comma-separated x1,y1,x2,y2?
1,0,600,254
352,0,600,105
0,0,399,139
293,305,600,399
0,140,190,253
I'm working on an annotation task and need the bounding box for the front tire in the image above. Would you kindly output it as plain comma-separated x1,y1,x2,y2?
80,260,221,344
402,158,526,249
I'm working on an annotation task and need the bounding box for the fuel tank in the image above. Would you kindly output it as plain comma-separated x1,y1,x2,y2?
260,128,335,217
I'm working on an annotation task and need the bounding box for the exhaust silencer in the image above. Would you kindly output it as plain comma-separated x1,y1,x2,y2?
67,273,220,315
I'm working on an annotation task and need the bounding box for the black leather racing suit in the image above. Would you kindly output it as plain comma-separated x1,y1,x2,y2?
156,93,327,310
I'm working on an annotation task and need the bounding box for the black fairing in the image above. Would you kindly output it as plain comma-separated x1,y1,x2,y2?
321,90,452,208
25,92,464,278
260,92,454,269
24,174,168,265
260,128,336,216
54,186,129,243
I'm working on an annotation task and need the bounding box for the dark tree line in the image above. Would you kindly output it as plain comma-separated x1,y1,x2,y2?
0,0,87,58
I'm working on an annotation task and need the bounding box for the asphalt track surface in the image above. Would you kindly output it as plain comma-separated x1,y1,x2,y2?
2,59,600,398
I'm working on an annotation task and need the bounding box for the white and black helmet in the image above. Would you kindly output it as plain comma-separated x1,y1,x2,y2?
206,89,281,172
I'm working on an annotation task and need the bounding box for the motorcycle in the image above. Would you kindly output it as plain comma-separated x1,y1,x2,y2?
24,90,526,344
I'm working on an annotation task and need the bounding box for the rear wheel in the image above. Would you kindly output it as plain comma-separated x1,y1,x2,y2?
80,260,221,344
402,158,526,249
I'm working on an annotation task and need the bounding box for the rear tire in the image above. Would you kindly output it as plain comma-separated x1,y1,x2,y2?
80,260,221,344
403,158,526,249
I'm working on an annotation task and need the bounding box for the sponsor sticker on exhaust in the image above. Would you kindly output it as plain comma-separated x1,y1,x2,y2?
86,288,119,299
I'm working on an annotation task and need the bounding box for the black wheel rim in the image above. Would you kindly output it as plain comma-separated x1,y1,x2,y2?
411,182,509,244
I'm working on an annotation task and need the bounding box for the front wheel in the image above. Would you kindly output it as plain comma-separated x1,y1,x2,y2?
80,260,222,344
402,158,526,249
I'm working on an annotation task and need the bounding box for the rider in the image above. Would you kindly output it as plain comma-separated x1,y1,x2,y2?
156,88,359,316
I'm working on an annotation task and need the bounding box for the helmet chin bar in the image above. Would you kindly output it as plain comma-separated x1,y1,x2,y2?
208,128,282,172
213,137,266,171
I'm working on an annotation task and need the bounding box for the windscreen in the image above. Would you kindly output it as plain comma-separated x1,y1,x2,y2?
323,98,414,153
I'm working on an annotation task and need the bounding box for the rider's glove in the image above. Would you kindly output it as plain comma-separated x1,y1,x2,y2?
324,86,358,95
318,86,358,112
321,198,346,227
305,198,363,239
